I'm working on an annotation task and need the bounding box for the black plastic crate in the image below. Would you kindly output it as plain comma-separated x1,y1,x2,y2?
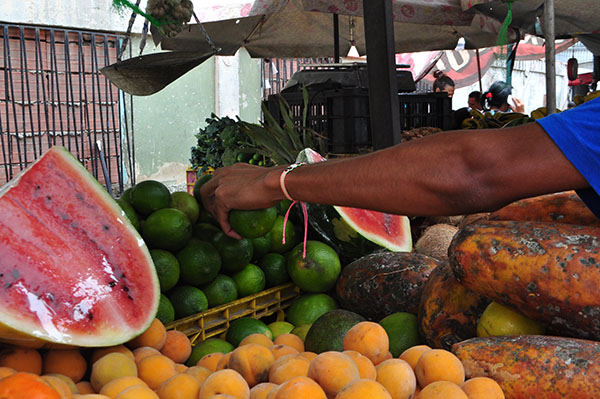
266,88,452,154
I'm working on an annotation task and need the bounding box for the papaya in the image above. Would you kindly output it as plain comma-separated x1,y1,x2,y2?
336,251,440,320
449,220,600,340
452,335,600,399
489,190,600,227
417,262,490,350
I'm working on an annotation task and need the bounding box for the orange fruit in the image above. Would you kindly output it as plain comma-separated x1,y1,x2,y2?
40,374,72,398
273,334,304,353
132,347,161,364
461,377,505,399
0,347,42,374
343,350,376,380
136,354,177,390
198,369,250,399
75,381,96,394
90,352,138,392
268,354,310,384
418,380,468,399
399,345,431,372
183,366,212,385
114,384,159,399
42,349,87,383
250,382,278,399
127,318,167,350
196,352,225,372
415,349,465,388
273,375,326,398
228,343,275,387
239,333,274,348
375,358,416,399
160,330,192,364
343,321,390,365
156,372,202,399
307,351,359,398
0,371,60,399
91,345,135,365
335,378,392,399
98,376,147,398
271,345,299,360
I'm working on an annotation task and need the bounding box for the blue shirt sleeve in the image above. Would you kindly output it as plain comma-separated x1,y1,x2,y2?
537,97,600,218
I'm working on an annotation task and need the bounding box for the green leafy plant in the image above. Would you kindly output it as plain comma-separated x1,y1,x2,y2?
238,88,323,165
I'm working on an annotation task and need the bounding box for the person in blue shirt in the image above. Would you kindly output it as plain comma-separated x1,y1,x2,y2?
201,98,600,239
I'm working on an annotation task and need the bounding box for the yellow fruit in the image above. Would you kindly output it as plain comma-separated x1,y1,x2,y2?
477,302,545,337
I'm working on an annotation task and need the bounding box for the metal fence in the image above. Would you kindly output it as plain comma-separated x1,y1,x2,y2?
0,24,134,195
262,57,333,98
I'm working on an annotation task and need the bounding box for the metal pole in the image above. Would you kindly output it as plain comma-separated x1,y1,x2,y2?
544,0,556,114
362,0,400,149
333,14,340,63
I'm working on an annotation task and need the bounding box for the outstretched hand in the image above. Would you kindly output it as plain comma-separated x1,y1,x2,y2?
200,163,285,238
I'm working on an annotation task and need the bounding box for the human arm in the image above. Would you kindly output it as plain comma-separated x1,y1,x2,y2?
201,123,589,237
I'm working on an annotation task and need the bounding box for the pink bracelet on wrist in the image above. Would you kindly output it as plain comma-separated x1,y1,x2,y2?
279,162,305,201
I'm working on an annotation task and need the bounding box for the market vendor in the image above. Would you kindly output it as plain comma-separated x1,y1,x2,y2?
201,97,600,239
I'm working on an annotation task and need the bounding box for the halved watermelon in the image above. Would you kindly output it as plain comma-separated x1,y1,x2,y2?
0,147,159,348
297,149,412,263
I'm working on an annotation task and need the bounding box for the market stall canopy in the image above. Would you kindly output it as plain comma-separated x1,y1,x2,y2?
154,0,507,58
463,0,600,39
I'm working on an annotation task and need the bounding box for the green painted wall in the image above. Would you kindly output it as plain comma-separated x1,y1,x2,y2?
125,39,262,189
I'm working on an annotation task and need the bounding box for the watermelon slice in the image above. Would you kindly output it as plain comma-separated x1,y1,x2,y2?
0,147,159,348
296,149,412,263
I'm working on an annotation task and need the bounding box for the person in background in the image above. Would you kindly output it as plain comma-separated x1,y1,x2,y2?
482,81,525,113
201,97,600,240
433,70,455,97
468,91,483,111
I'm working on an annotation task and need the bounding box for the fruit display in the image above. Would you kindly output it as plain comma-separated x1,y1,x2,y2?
449,220,600,340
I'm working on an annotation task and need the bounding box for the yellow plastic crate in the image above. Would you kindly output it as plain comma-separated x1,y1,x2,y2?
166,283,301,344
186,167,214,195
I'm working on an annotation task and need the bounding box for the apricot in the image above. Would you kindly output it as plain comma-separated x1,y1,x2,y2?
228,343,275,387
307,351,359,398
415,349,465,388
335,378,392,399
343,321,390,365
375,358,417,399
268,354,310,384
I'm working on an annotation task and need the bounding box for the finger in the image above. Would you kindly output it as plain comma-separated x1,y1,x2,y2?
215,207,243,240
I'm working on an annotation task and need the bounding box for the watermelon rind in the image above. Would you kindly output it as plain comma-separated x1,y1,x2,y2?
0,147,160,348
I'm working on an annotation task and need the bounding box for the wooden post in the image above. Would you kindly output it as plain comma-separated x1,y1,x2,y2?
362,0,401,149
545,0,556,114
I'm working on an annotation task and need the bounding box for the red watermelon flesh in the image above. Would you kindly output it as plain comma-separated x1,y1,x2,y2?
0,147,159,347
334,206,412,252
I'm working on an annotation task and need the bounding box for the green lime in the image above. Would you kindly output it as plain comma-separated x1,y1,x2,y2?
150,249,180,292
142,208,193,251
290,324,312,343
212,232,254,274
232,264,266,297
379,312,423,357
258,253,289,288
186,337,234,366
268,321,295,339
130,180,171,216
120,187,134,204
477,302,546,337
169,285,208,319
116,198,140,230
269,215,297,253
251,233,272,261
202,274,238,308
177,239,221,286
193,174,213,207
170,191,200,224
229,207,278,239
286,241,341,293
286,293,338,327
156,294,175,325
226,317,273,347
193,222,222,242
